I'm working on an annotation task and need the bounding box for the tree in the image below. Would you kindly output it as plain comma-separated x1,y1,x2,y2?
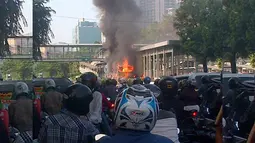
174,0,221,72
0,0,27,57
33,0,55,60
1,60,34,80
249,54,255,68
34,62,80,78
223,0,251,73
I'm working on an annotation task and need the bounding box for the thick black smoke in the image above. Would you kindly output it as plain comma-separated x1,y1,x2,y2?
93,0,141,73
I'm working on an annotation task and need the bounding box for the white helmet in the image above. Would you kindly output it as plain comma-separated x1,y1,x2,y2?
45,79,56,89
114,84,159,131
15,82,29,95
119,78,127,84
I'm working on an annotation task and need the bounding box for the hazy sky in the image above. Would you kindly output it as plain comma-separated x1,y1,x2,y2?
21,0,32,35
22,0,98,43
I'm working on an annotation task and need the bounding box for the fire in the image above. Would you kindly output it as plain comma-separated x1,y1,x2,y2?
117,58,134,78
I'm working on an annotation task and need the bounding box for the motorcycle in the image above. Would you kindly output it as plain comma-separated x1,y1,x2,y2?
224,80,255,138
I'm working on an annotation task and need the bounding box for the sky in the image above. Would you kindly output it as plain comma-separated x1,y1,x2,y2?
22,0,98,43
21,0,32,35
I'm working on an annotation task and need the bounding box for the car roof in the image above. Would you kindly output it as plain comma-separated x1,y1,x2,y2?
223,73,254,78
174,74,190,78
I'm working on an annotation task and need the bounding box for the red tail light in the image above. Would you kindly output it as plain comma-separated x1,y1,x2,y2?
192,111,198,117
110,104,115,108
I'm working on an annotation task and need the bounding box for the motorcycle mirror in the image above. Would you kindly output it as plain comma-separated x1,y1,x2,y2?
95,134,107,141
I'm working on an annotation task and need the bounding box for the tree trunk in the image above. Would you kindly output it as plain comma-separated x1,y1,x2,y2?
230,53,237,73
202,58,208,73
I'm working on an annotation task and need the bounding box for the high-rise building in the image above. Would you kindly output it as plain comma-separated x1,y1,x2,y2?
135,0,178,28
72,19,101,44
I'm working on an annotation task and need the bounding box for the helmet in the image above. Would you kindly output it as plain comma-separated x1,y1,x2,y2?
158,76,178,96
201,75,210,84
45,79,56,90
143,77,151,84
154,79,160,86
133,78,143,85
114,84,159,131
111,79,117,86
80,72,97,90
228,77,239,89
119,78,127,84
64,83,93,116
15,82,29,98
178,79,187,89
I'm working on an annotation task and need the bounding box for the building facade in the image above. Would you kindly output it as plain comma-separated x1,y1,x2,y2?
135,0,178,28
7,36,33,58
73,19,101,44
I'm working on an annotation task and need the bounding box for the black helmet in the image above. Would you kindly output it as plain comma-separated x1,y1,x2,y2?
105,78,112,86
111,79,117,86
133,78,143,85
158,76,178,96
154,79,160,86
228,77,239,89
201,75,210,84
80,72,97,90
64,83,93,116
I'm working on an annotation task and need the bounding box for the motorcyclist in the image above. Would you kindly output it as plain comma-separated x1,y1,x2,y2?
158,77,185,124
222,77,239,117
99,84,174,143
41,79,63,116
38,83,99,142
133,77,143,85
8,82,33,142
80,72,103,129
102,78,118,102
154,79,160,87
198,75,210,100
118,77,128,94
179,80,199,106
143,76,151,85
152,77,181,143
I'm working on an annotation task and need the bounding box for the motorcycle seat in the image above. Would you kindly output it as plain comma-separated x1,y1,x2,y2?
184,105,200,112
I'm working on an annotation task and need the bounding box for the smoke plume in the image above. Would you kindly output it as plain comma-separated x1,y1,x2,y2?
93,0,141,73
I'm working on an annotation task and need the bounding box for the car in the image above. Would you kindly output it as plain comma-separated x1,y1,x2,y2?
0,80,34,101
187,72,220,88
32,78,72,93
174,74,190,82
211,73,255,96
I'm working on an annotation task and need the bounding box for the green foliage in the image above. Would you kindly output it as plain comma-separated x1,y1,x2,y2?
216,58,222,69
33,0,55,60
174,0,255,73
34,62,80,78
0,60,81,80
1,60,34,80
249,54,255,68
0,0,27,57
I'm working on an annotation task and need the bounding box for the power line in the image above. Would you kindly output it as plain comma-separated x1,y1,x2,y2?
52,15,156,24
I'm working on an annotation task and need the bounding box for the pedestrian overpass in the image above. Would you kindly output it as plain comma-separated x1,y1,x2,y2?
39,44,147,62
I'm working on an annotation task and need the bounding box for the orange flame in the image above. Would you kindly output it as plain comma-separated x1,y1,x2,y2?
117,58,134,78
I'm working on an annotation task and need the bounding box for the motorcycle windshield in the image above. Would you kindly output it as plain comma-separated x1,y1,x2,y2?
144,84,161,98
